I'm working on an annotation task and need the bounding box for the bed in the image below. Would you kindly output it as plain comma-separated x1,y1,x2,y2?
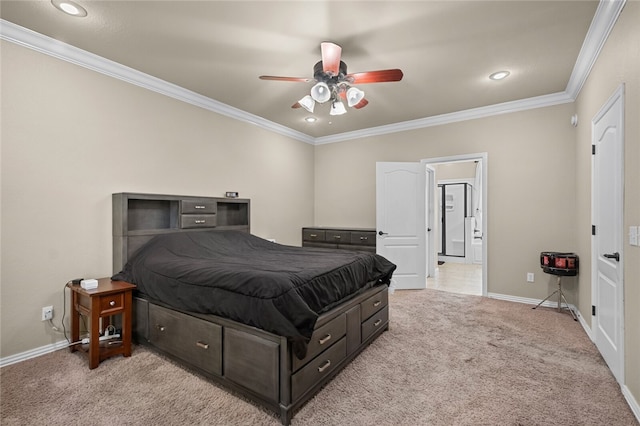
111,193,396,424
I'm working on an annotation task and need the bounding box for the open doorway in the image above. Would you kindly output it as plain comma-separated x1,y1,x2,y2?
422,153,487,296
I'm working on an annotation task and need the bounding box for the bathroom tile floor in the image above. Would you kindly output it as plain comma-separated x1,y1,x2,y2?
427,262,483,296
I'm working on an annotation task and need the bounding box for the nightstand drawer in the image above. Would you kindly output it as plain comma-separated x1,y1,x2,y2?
181,200,217,214
99,293,124,315
181,214,217,228
303,229,326,242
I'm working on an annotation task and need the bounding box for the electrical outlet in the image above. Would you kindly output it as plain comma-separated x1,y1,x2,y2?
41,306,53,321
526,272,535,283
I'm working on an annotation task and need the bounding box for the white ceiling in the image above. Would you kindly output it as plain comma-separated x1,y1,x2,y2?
1,1,603,142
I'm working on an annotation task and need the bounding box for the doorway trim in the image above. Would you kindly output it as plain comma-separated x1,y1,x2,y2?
422,152,488,296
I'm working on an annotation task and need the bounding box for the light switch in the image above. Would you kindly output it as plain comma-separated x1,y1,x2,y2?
630,226,638,246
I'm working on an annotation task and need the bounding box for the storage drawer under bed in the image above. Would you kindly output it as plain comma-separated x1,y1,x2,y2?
148,304,222,376
292,313,346,371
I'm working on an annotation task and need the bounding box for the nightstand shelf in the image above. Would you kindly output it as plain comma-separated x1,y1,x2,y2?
68,278,136,369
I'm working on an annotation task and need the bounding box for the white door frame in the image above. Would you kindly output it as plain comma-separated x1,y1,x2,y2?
591,84,625,384
426,166,436,278
422,153,488,296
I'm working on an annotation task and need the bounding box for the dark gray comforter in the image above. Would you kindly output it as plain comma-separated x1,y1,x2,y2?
112,230,396,358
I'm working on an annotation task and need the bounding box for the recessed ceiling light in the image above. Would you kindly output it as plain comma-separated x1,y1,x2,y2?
489,71,510,81
305,117,317,123
51,0,88,17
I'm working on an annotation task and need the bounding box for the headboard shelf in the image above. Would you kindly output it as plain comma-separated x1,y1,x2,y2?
113,193,250,273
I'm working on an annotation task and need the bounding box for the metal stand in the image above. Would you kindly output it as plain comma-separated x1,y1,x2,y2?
532,275,578,321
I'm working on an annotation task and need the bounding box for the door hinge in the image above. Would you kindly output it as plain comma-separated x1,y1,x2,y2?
592,225,596,236
592,305,596,316
592,145,596,155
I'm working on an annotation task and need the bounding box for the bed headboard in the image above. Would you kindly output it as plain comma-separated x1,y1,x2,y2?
112,192,250,274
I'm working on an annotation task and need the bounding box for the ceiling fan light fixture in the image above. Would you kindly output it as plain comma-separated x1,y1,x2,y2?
346,87,365,107
298,95,315,113
329,100,347,116
310,82,331,103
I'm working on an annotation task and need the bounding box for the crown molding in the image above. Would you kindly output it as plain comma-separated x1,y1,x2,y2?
565,0,626,98
0,0,623,146
314,92,573,145
0,19,315,145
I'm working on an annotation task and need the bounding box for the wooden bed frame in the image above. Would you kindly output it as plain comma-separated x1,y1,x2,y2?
112,193,390,425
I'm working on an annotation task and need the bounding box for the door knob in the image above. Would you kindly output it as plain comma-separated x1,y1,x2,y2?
378,231,388,236
603,252,620,262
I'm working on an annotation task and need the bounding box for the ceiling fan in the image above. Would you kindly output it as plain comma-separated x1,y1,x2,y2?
259,42,403,116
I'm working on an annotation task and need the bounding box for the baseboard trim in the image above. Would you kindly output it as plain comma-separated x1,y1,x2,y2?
0,340,68,368
487,292,578,312
622,385,640,423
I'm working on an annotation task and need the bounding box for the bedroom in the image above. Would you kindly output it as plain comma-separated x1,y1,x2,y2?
1,0,638,423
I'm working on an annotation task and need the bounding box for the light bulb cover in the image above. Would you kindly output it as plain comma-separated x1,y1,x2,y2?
330,101,347,116
310,82,331,103
298,95,315,113
346,87,365,107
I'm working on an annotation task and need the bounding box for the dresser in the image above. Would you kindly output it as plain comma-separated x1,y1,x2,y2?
302,227,376,253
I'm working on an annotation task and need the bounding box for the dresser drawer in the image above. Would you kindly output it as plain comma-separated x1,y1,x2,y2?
350,231,376,246
293,314,346,371
325,230,350,244
180,214,217,228
361,305,389,342
303,229,325,242
181,200,217,214
149,304,222,376
291,337,346,401
360,287,388,321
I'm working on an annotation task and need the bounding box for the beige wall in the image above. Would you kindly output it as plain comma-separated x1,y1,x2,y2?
315,103,578,300
574,1,640,405
0,41,315,357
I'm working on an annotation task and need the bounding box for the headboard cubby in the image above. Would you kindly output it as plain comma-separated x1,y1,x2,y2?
113,193,250,274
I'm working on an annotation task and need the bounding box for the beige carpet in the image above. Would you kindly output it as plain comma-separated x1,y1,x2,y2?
2,289,637,425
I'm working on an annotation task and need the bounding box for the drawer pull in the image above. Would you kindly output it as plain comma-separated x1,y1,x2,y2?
194,205,206,209
360,236,368,241
156,325,165,332
318,360,331,373
373,301,381,307
318,334,332,345
333,235,341,239
195,220,206,224
109,300,116,307
310,234,317,238
374,319,382,327
196,341,209,350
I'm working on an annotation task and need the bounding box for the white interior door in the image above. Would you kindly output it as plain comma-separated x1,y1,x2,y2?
376,162,426,290
592,84,624,384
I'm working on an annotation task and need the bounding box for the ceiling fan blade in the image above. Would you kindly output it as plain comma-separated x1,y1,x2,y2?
346,69,404,84
321,42,342,76
259,75,313,82
353,98,369,109
291,102,302,108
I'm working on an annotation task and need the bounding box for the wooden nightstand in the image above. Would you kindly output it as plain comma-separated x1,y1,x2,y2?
68,278,136,369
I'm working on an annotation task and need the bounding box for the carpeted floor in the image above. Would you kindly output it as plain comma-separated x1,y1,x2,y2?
1,288,637,425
